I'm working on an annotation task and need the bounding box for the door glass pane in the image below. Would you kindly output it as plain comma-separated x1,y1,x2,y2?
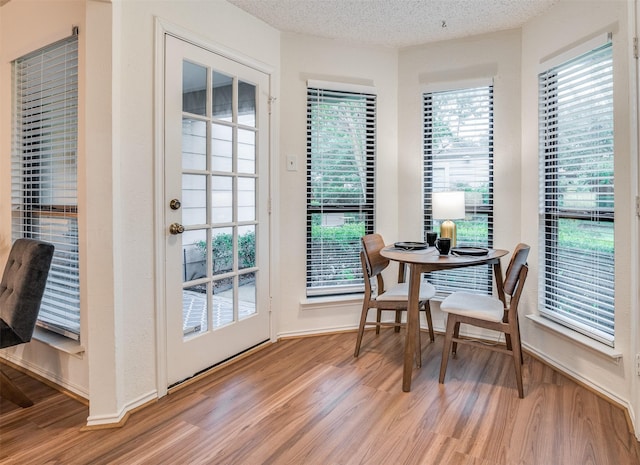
183,284,208,336
213,276,235,327
239,225,255,270
212,226,234,275
237,129,256,173
211,123,233,172
182,119,207,170
182,228,208,336
238,81,256,127
212,71,233,121
239,271,256,319
237,177,255,222
211,176,233,223
182,229,207,282
177,55,264,349
182,174,207,225
183,61,207,116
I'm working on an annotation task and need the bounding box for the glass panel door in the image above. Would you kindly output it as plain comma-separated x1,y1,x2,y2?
165,36,270,386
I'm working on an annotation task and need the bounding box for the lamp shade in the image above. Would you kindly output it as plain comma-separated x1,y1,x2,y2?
432,191,465,220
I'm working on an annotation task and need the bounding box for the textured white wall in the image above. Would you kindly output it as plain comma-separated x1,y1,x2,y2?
0,0,90,398
520,0,635,431
102,0,281,422
277,33,399,336
1,0,637,434
398,29,522,252
398,1,638,435
0,0,281,425
397,29,523,331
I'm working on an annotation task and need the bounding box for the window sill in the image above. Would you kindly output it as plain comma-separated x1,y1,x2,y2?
300,294,364,311
525,314,622,362
33,327,85,357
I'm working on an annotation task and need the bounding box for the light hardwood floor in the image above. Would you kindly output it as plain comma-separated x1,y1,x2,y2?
1,330,639,465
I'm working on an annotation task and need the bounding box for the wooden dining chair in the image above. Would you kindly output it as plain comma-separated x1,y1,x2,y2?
438,243,530,398
354,234,436,362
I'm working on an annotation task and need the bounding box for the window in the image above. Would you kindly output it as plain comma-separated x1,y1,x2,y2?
538,38,614,346
11,32,80,340
306,82,376,296
423,85,494,295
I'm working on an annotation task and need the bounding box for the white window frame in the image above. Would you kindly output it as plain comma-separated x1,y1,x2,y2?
305,80,376,297
11,32,80,340
423,82,494,296
537,35,615,346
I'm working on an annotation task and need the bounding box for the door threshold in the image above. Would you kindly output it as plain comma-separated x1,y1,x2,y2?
168,339,272,393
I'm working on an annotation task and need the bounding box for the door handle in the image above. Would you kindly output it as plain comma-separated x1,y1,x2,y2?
169,223,185,235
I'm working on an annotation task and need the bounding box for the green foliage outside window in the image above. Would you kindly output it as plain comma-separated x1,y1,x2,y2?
195,230,256,273
310,221,365,245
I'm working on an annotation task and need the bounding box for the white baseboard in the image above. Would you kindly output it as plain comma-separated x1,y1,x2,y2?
86,390,158,427
277,324,357,339
0,352,88,399
522,341,638,438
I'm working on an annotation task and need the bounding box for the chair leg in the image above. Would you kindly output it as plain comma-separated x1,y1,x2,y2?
516,318,524,364
451,321,461,357
354,303,371,357
394,310,402,333
376,309,382,334
509,327,525,398
439,315,458,384
505,333,513,351
415,318,422,368
0,368,34,408
504,329,524,365
423,302,435,342
519,336,524,365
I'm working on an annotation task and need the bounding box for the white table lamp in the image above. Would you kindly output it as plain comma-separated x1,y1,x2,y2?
432,191,465,247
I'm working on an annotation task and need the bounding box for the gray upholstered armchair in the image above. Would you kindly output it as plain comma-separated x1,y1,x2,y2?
0,238,54,407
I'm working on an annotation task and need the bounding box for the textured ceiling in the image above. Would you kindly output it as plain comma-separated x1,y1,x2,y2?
227,0,560,48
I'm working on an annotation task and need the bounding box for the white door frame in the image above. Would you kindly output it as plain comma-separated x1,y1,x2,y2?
631,0,640,439
153,18,278,397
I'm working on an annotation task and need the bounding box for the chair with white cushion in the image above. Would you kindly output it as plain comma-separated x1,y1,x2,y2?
354,234,436,362
438,243,530,398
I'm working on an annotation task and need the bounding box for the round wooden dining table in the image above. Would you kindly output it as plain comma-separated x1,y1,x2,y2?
380,245,509,392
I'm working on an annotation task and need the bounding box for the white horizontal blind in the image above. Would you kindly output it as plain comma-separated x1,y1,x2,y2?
538,41,614,346
11,33,80,340
306,86,376,296
423,86,494,295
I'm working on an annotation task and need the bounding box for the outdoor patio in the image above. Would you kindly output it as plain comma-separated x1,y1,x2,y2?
182,283,256,335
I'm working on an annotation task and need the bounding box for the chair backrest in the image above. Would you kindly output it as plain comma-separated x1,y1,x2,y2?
361,234,389,278
503,243,530,297
0,239,54,347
